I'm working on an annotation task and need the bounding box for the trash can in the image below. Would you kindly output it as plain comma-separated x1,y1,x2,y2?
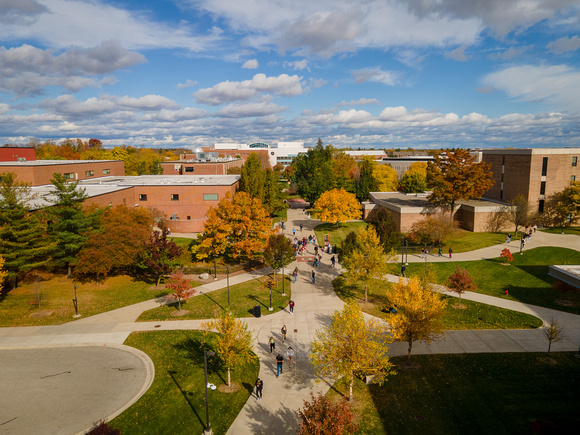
254,305,261,318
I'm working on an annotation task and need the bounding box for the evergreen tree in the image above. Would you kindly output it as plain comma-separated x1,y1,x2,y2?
291,140,334,204
370,207,402,251
354,156,378,202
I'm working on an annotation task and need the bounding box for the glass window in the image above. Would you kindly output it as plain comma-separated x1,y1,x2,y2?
573,156,578,167
171,194,179,201
204,194,219,201
538,199,544,213
185,167,194,172
572,176,576,182
541,157,548,176
139,194,147,201
85,170,94,177
540,181,546,195
64,173,74,180
103,168,110,175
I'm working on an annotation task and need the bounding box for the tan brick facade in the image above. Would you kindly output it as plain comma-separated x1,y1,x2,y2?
160,159,243,175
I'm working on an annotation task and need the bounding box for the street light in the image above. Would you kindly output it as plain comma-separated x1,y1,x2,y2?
281,252,286,296
204,350,216,435
72,285,80,318
226,265,230,307
213,254,218,280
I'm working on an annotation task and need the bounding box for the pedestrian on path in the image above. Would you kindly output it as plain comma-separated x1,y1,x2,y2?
293,228,296,236
276,354,284,377
287,346,295,367
311,270,316,284
438,247,442,257
300,224,303,232
281,325,287,342
292,267,298,283
449,247,453,258
289,300,295,314
255,378,263,401
401,265,406,277
331,255,336,267
269,336,276,353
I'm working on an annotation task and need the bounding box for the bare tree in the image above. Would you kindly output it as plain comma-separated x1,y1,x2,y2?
544,317,565,360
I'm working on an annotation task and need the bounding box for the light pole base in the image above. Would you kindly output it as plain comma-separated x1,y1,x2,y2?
203,429,213,435
268,307,274,311
73,314,81,318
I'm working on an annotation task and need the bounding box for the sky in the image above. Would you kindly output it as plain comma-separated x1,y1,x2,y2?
1,0,580,150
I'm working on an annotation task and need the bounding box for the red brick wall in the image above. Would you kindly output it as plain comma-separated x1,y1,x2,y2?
0,147,36,162
85,188,135,208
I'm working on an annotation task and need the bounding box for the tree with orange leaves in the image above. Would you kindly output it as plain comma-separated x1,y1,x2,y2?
196,192,273,261
427,148,493,217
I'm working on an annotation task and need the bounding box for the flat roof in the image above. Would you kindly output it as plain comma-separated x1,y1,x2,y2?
548,265,580,290
28,184,132,210
0,159,121,166
79,175,240,187
482,148,580,155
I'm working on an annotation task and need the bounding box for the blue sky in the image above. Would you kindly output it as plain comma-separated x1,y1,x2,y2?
1,0,580,149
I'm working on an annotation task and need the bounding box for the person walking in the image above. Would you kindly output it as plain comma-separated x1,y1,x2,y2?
289,300,295,314
300,224,303,232
311,270,316,284
401,265,406,277
281,325,287,342
287,346,295,368
292,267,298,283
331,255,336,267
255,378,263,401
438,246,442,257
276,354,284,377
448,247,453,258
269,336,276,354
292,228,296,236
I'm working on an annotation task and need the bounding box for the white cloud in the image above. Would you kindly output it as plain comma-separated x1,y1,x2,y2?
488,45,533,60
445,45,470,62
352,68,397,85
215,99,288,118
0,0,47,25
309,78,327,88
177,79,199,89
338,98,380,106
482,64,580,112
242,59,259,69
194,73,304,105
284,59,309,71
547,36,580,54
0,0,221,51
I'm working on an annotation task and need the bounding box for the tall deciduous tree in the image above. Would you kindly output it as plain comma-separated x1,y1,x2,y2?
310,303,393,401
291,141,334,204
297,392,358,435
263,234,295,275
399,172,427,193
240,153,265,200
330,152,357,192
135,228,182,285
446,266,477,305
508,195,529,233
408,214,458,248
201,311,254,387
427,148,493,216
369,207,402,252
47,173,91,277
196,192,273,261
342,227,396,302
314,188,361,226
387,277,446,363
373,164,398,192
354,156,378,202
165,268,195,311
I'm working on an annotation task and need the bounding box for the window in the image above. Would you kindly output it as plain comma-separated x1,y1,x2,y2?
203,194,219,201
187,216,191,220
103,168,110,175
185,167,194,173
139,194,148,201
171,194,179,201
572,176,576,182
540,181,546,195
64,173,74,180
85,170,94,177
541,157,548,176
538,200,544,213
573,157,578,167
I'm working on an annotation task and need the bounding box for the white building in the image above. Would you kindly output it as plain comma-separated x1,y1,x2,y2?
213,141,308,168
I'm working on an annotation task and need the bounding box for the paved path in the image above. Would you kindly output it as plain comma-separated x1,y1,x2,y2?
0,211,578,434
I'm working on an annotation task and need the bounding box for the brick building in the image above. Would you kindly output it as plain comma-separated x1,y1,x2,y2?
482,148,580,213
0,147,36,162
159,157,243,175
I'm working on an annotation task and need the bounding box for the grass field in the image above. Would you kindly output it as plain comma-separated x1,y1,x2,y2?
313,221,368,252
137,275,292,321
328,353,580,435
0,275,171,327
333,276,543,330
441,230,507,253
539,226,580,235
111,330,259,435
405,247,580,315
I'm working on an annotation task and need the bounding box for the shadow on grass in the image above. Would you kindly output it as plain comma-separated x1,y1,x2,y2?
168,370,205,430
201,292,226,313
173,337,227,385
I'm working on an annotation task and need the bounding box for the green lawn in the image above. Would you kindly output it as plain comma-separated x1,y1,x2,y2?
441,230,508,253
138,275,292,321
314,221,368,251
333,276,542,330
0,275,170,327
111,330,260,435
539,226,580,235
328,353,580,435
168,236,195,248
405,247,580,315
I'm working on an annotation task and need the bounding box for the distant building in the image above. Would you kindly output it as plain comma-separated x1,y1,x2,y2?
198,141,308,168
161,147,243,175
0,147,36,162
482,148,580,213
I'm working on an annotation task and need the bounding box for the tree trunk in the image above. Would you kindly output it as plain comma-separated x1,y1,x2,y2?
407,339,413,362
157,275,161,286
228,367,231,387
364,281,368,303
178,299,181,311
67,263,72,279
349,374,354,401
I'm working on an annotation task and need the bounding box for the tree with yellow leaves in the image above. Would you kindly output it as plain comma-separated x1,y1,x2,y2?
201,311,255,387
310,302,394,401
0,255,7,286
387,277,446,364
196,192,273,261
314,188,361,226
341,226,396,302
373,164,398,192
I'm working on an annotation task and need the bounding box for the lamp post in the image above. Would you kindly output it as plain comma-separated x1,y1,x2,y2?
213,254,218,280
281,252,286,296
226,266,230,307
268,280,274,311
72,285,80,318
204,350,216,434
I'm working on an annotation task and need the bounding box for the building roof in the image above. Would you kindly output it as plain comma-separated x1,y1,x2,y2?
79,175,241,186
548,265,580,290
482,148,580,155
0,159,120,166
27,183,132,210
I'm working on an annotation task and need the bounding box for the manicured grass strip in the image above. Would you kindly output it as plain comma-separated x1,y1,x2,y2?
539,226,580,235
405,247,580,315
313,221,368,249
441,230,508,253
332,276,542,330
138,275,292,321
111,330,259,435
0,275,170,327
168,236,195,248
329,353,580,435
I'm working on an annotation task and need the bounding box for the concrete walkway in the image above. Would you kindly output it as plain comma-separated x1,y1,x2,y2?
0,210,579,434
